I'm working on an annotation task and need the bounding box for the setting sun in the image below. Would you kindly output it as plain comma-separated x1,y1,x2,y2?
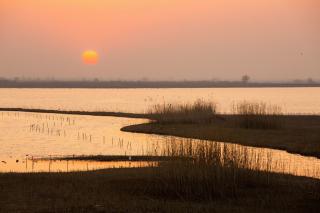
82,50,99,65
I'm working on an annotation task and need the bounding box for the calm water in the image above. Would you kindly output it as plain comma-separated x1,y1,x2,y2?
0,111,162,172
0,88,319,114
0,88,319,177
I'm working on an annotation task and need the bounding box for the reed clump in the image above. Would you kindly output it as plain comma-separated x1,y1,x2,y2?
149,99,217,124
232,101,284,129
147,138,277,200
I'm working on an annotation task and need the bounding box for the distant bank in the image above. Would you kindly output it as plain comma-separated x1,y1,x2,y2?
0,80,319,88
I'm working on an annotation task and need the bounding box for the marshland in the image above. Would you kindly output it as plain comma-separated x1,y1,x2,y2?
0,88,319,212
2,0,320,211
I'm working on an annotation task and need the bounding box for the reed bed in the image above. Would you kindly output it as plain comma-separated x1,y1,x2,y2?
232,101,284,129
145,138,284,200
149,99,217,124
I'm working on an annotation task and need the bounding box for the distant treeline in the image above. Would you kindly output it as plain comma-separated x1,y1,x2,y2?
0,79,319,88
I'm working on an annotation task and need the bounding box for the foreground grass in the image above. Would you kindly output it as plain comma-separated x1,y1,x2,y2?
2,138,318,213
0,168,319,213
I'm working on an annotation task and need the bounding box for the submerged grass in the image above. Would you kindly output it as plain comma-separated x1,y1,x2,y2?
149,99,217,124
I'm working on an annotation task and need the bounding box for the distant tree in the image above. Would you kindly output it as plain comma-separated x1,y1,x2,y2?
211,78,219,82
241,75,250,83
307,78,314,84
293,79,303,84
140,77,149,82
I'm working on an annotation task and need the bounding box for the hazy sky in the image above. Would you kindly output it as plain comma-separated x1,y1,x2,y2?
1,0,319,81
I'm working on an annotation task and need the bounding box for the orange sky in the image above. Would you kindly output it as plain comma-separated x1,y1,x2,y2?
1,0,319,80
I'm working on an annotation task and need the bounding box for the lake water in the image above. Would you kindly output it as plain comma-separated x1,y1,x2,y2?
0,88,319,114
0,111,162,172
0,88,319,177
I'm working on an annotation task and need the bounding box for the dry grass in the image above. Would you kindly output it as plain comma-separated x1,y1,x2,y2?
1,167,319,213
148,100,284,129
149,99,217,124
232,101,284,129
146,138,285,200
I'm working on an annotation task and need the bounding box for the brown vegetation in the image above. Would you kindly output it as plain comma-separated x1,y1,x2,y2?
146,138,285,200
123,114,320,158
232,101,284,129
148,99,217,124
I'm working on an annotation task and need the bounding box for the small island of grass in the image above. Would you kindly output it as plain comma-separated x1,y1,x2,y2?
122,100,320,158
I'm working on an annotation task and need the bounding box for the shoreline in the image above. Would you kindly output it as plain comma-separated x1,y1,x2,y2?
0,107,150,119
1,107,320,159
1,81,320,88
31,155,186,162
122,123,320,159
1,107,318,118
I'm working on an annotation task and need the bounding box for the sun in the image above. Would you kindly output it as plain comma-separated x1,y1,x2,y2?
82,50,99,65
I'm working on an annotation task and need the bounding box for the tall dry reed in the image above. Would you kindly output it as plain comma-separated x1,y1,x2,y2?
232,101,284,129
147,138,275,200
149,99,217,124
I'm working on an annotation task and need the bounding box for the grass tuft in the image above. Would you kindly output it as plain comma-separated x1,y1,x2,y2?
149,99,217,124
232,101,284,129
144,138,310,201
